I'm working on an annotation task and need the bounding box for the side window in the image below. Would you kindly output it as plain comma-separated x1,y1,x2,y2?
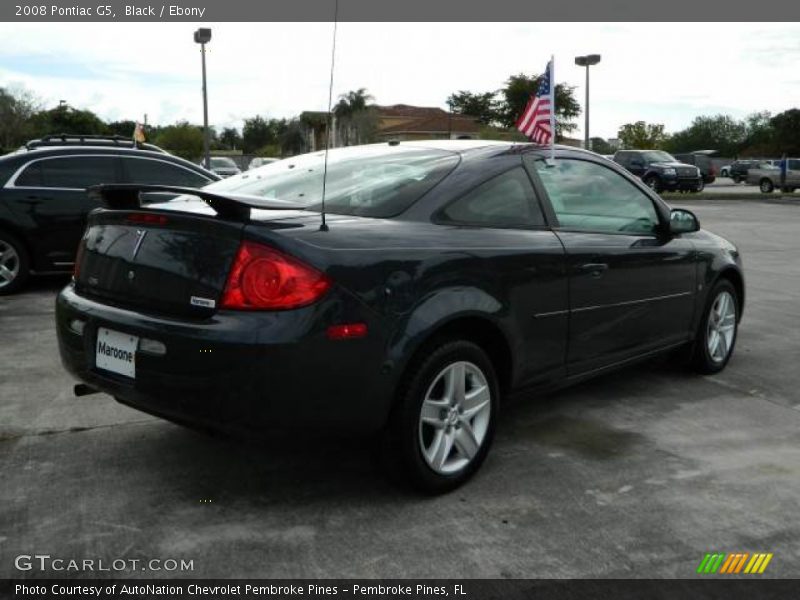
788,159,800,171
39,157,119,189
439,167,544,228
14,162,43,186
122,158,211,187
533,159,660,235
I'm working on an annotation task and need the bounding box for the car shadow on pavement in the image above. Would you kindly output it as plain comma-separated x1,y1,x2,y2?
127,356,697,503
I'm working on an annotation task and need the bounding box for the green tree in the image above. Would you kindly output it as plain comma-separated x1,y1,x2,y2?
496,73,580,138
589,137,614,154
153,121,204,160
739,111,774,156
106,120,137,136
219,127,242,150
334,88,376,146
769,108,800,155
279,119,307,156
664,114,746,157
446,91,498,125
0,87,40,149
243,116,279,153
29,103,108,138
617,121,669,149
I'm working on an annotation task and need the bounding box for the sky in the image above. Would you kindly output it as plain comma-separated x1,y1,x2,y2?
0,22,798,139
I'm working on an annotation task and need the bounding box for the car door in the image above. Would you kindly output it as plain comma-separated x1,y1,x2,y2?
526,155,696,375
3,154,121,269
436,165,569,385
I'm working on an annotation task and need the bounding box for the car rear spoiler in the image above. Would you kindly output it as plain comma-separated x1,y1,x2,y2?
87,184,306,222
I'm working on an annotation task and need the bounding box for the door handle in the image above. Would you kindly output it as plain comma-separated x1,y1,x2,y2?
578,263,609,278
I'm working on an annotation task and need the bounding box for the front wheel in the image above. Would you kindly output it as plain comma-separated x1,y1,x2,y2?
643,175,662,193
384,340,499,493
732,175,741,183
694,179,705,193
691,280,739,374
760,179,774,193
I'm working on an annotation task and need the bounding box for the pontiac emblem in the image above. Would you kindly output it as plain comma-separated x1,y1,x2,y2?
128,270,135,281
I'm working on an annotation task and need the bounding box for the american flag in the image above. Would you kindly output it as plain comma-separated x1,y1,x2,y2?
516,59,554,145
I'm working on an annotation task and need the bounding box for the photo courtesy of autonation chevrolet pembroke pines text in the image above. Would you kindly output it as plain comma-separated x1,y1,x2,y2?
1,0,799,598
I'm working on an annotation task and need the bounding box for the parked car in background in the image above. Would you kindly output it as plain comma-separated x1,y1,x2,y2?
720,164,731,178
56,140,744,492
673,151,717,184
0,135,220,294
248,157,280,170
613,150,703,193
729,159,763,183
747,158,800,193
209,156,242,178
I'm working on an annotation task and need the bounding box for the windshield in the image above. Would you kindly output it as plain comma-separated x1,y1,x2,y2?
211,157,237,168
642,151,676,163
206,144,460,217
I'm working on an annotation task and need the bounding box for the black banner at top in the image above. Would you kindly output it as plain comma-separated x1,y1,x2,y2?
2,0,800,22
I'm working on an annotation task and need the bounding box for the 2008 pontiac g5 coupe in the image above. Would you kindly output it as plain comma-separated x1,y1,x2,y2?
56,141,744,493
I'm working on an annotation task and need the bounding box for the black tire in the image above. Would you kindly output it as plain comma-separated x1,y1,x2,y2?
0,230,30,296
690,279,739,374
383,340,500,494
643,175,661,193
732,175,741,184
760,179,774,194
694,179,705,193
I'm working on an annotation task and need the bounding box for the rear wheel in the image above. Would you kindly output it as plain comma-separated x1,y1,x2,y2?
0,231,30,295
732,174,741,183
691,280,739,374
760,179,774,193
384,340,499,493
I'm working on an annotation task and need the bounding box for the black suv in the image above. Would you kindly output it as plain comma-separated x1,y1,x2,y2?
0,135,220,294
613,150,703,193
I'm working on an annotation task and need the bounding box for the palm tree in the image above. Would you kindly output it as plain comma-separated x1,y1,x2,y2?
333,88,375,146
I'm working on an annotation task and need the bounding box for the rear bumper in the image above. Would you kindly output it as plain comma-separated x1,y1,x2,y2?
56,283,392,435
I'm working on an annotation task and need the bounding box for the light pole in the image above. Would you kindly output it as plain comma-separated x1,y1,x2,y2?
574,54,601,151
194,28,212,169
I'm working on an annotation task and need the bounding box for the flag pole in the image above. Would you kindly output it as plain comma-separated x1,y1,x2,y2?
549,54,555,162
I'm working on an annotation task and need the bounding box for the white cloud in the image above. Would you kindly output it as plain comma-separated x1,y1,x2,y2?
0,22,798,138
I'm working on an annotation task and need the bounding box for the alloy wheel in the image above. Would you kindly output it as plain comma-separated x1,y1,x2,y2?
418,361,492,475
706,290,736,364
0,240,20,290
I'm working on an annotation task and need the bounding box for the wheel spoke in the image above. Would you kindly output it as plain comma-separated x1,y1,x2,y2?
453,422,480,460
420,398,447,428
462,384,490,419
428,429,454,471
444,362,466,405
0,264,14,283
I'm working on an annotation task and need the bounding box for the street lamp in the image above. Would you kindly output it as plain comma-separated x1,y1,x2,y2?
574,54,601,151
194,28,212,169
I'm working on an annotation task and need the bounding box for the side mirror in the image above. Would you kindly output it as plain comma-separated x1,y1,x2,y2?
670,208,700,234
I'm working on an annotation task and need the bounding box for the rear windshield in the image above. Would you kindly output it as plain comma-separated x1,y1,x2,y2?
205,144,460,218
211,157,237,168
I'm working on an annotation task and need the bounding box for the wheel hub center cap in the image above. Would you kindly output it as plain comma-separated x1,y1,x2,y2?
447,408,459,426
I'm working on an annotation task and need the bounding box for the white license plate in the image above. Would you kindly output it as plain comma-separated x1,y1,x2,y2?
96,328,138,379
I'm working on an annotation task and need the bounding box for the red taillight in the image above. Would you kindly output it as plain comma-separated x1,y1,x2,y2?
221,241,331,310
73,239,86,279
126,213,169,225
326,323,368,340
